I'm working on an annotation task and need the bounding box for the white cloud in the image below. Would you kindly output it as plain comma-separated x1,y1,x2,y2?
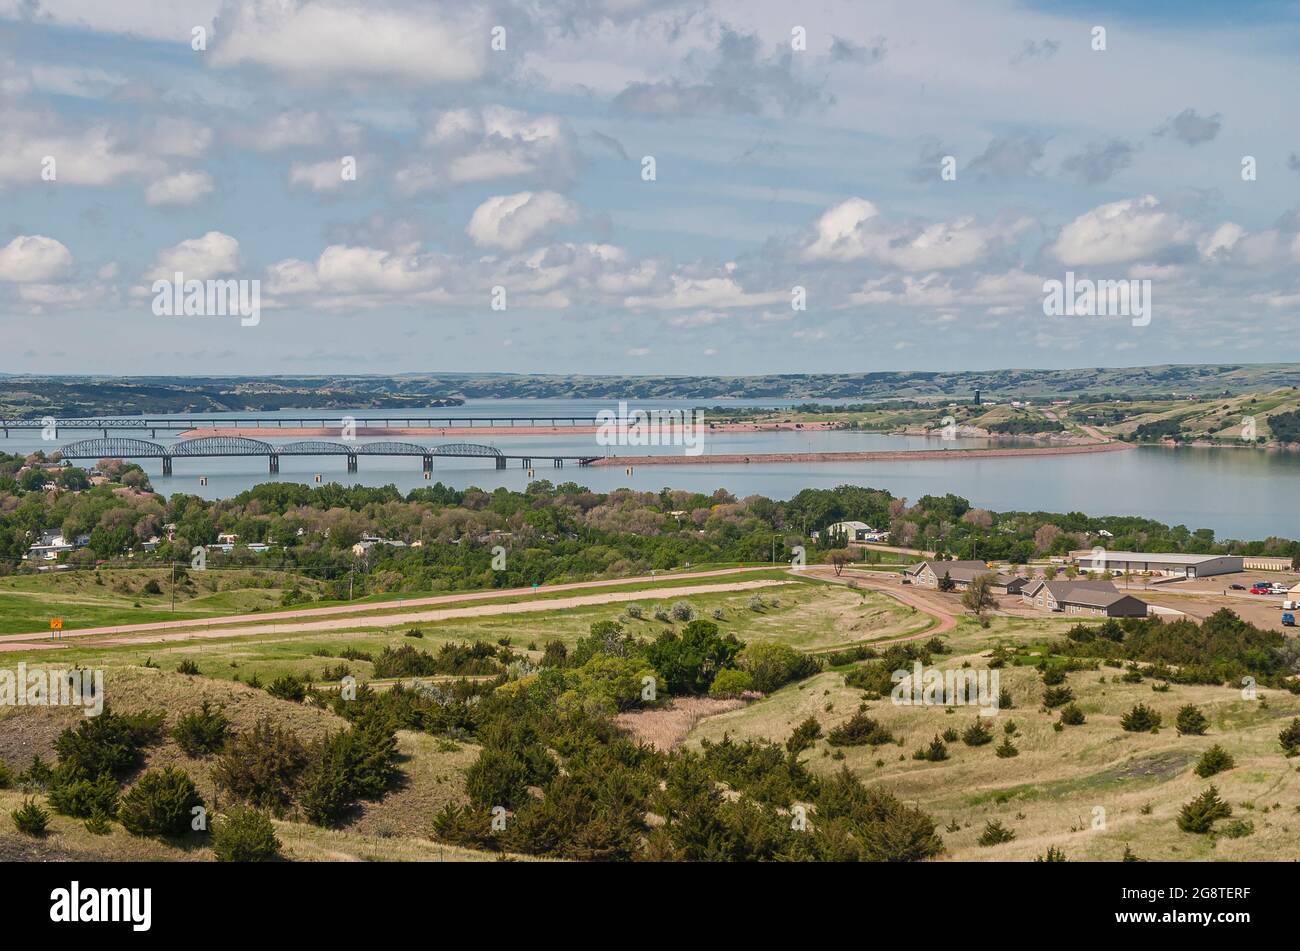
147,231,241,280
210,0,488,85
467,191,580,250
0,235,72,282
624,274,784,311
396,106,577,194
801,197,1008,270
1050,195,1192,266
289,158,351,192
145,170,214,206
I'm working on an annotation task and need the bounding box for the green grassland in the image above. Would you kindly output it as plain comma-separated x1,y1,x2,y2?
4,576,1297,863
685,610,1300,861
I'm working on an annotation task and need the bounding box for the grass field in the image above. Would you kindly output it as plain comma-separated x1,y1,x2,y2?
3,572,1296,862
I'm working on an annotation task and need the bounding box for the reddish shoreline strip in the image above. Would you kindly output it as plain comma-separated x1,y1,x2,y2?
592,442,1132,466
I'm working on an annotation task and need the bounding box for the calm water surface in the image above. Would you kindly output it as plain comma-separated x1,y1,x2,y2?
7,399,1298,541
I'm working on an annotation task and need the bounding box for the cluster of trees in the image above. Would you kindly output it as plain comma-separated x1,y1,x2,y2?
1058,609,1300,688
5,462,1297,595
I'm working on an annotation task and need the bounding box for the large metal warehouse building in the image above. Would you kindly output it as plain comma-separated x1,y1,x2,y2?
1072,551,1244,579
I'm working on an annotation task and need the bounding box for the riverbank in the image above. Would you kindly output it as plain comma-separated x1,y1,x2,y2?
593,442,1134,466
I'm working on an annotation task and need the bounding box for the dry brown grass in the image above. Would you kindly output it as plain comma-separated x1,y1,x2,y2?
615,697,747,751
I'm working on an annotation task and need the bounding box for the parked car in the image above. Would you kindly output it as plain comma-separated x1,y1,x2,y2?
1250,585,1273,594
1229,583,1247,590
1283,613,1296,627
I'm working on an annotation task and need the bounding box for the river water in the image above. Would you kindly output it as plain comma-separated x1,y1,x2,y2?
6,399,1299,542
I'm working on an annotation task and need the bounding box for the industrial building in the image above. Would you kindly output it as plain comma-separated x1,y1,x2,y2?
1071,551,1243,579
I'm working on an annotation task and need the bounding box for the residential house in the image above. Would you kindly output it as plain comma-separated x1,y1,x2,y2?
1021,579,1148,617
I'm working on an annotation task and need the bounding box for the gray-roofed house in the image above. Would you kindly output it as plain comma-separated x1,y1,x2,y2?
1021,578,1148,617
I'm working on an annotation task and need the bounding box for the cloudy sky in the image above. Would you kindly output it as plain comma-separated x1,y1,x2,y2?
1,0,1299,375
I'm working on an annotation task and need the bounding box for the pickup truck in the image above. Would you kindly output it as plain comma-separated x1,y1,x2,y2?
1283,613,1296,627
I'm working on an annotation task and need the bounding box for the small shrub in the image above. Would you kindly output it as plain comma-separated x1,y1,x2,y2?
916,735,948,762
1121,703,1161,733
1175,704,1209,736
1194,744,1235,779
118,767,204,838
710,608,724,620
670,601,694,622
266,674,307,703
12,798,50,836
961,719,993,746
977,819,1015,846
1035,845,1067,862
827,710,894,747
623,604,643,620
1058,703,1086,726
708,668,754,698
941,727,959,743
1279,718,1300,755
1040,666,1066,686
177,659,201,676
172,701,230,757
1177,785,1231,834
1042,686,1074,709
994,737,1019,758
84,807,112,835
652,604,670,622
748,594,765,612
47,769,119,819
1215,818,1254,839
212,806,282,862
0,760,13,789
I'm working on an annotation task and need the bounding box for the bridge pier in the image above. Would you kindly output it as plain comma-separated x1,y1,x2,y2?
346,454,358,473
269,454,279,474
162,457,172,476
521,458,531,469
495,457,506,470
553,458,563,467
422,455,433,473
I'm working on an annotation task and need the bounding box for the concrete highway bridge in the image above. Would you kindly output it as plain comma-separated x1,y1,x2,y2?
56,436,599,474
1,416,604,437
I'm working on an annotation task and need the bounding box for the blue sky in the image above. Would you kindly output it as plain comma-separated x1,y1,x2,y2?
1,0,1299,376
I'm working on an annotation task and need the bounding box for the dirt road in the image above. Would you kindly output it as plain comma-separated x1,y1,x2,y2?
0,566,774,647
799,566,959,642
0,576,789,651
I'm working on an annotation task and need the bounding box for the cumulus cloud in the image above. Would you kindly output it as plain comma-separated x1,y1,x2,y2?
467,191,581,251
145,170,215,206
209,0,489,85
1050,196,1193,266
0,107,167,187
146,231,241,280
800,198,1013,270
1155,108,1223,146
0,235,73,282
395,106,578,194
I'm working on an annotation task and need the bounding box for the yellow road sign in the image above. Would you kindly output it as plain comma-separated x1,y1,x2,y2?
50,617,63,630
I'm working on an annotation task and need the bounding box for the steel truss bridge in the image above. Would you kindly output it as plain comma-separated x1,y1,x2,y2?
57,436,598,474
1,416,605,437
